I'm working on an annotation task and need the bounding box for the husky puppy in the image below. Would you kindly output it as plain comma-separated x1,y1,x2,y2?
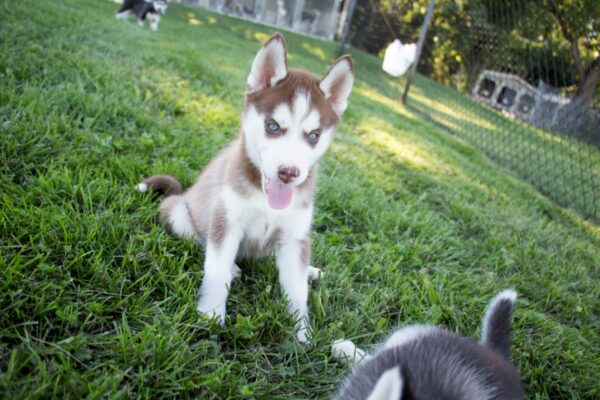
139,34,354,342
116,0,168,32
332,290,524,399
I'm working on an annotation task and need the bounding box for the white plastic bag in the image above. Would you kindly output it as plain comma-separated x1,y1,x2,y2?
382,40,417,77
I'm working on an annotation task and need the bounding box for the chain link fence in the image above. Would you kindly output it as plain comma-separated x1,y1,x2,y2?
344,0,599,221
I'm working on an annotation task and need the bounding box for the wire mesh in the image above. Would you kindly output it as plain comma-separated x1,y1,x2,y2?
345,0,599,221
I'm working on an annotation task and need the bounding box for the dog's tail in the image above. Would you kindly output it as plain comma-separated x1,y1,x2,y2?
138,174,183,196
480,289,517,359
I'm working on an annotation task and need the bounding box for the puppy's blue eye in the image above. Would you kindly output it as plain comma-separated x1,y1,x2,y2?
266,121,280,133
307,131,320,143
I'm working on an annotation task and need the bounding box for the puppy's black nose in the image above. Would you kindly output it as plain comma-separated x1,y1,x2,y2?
278,165,300,184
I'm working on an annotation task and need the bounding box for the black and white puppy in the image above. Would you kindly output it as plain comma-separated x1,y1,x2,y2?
116,0,168,32
332,290,524,400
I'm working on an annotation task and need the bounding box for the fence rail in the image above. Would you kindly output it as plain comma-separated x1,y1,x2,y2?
183,0,344,39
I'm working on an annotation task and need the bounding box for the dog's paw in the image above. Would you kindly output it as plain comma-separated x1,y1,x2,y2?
297,326,310,344
307,265,323,282
231,263,242,280
332,339,368,364
197,297,226,325
332,339,357,361
295,318,312,344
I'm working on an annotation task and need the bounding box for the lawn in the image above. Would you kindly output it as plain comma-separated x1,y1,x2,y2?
1,0,599,398
402,76,600,223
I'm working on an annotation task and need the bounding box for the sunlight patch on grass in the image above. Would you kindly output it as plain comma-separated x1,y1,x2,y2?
219,63,243,75
253,31,270,43
413,88,600,181
354,84,414,120
357,117,455,175
143,68,238,126
302,43,327,60
412,91,499,132
388,77,409,93
187,13,203,26
409,77,600,168
242,29,277,46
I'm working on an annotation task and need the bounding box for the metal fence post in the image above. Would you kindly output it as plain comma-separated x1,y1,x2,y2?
337,0,358,57
401,0,435,105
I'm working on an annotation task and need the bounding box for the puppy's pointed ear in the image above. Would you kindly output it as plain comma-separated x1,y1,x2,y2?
320,55,354,116
367,367,404,400
247,33,288,92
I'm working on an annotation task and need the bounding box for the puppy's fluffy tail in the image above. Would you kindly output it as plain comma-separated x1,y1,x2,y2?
138,174,183,196
480,289,517,359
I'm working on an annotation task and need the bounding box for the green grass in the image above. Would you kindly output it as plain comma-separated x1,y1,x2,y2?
402,76,600,222
1,0,599,398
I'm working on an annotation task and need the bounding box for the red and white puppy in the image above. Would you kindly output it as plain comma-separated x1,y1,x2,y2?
140,33,353,342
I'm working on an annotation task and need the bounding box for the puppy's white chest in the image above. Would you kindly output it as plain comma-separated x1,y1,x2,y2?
243,197,292,236
242,207,272,236
237,208,282,258
224,187,311,258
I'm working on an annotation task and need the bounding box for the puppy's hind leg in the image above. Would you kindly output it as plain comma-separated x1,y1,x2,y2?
159,195,197,241
116,10,130,20
139,175,197,241
116,0,133,19
148,13,160,32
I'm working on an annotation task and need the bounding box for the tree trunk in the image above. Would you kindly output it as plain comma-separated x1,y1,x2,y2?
351,0,379,49
574,56,600,103
547,3,585,81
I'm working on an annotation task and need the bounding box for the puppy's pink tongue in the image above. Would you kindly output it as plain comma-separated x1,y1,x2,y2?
265,178,293,209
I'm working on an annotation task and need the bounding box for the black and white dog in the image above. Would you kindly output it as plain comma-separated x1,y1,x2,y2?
116,0,168,32
332,290,524,399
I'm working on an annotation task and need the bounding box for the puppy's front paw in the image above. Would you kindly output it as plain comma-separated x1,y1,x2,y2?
307,265,323,283
197,296,226,325
332,339,369,364
332,339,357,361
297,326,310,344
295,318,312,344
